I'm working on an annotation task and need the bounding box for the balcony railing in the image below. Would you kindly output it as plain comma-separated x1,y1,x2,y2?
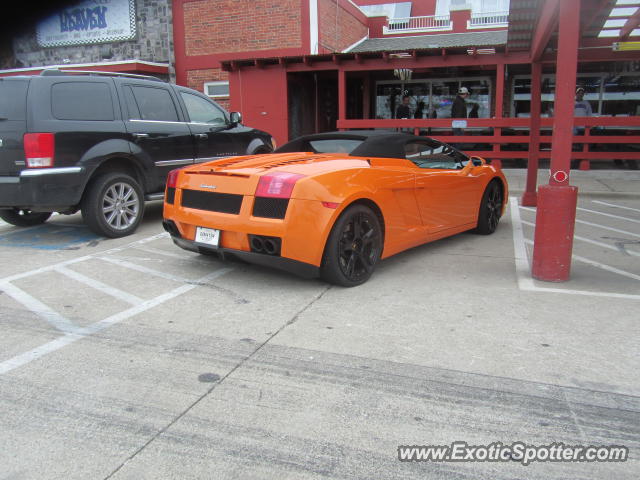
468,10,509,28
384,15,452,34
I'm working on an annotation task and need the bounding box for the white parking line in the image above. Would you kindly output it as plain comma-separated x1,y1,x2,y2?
510,197,640,301
132,245,195,260
592,200,640,214
519,206,640,239
520,219,640,258
0,281,80,334
509,198,535,290
523,239,640,281
97,256,193,284
0,233,170,284
0,267,233,375
54,265,144,305
576,207,640,225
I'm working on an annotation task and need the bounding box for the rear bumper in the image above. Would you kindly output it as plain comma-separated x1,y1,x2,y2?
0,167,85,210
168,231,320,279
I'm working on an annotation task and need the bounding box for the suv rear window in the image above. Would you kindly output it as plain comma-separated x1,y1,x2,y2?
0,79,29,120
52,82,114,121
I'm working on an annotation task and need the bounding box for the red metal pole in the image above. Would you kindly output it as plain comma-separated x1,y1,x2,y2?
531,0,580,282
338,69,346,130
521,61,542,206
492,63,505,168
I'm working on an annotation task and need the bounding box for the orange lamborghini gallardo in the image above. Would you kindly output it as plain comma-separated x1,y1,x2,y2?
162,131,508,286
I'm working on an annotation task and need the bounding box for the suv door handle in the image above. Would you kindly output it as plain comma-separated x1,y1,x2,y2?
194,133,208,139
132,133,149,139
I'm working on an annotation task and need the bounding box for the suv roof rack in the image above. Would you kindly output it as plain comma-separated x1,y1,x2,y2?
40,68,165,82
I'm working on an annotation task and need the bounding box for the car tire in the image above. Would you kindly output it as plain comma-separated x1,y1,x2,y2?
82,172,144,238
474,180,503,235
0,208,52,227
321,204,382,287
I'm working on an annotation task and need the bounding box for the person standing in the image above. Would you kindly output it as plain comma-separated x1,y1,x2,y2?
396,95,412,133
574,87,592,133
451,87,469,135
396,95,412,119
573,87,593,167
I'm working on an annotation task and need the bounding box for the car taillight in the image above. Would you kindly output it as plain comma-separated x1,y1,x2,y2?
255,172,305,199
24,133,55,168
166,168,182,189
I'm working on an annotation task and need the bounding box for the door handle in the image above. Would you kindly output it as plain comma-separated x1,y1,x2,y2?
194,133,208,139
132,133,149,139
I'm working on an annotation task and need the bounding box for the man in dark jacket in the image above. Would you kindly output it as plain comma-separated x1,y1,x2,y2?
396,95,412,119
451,87,469,136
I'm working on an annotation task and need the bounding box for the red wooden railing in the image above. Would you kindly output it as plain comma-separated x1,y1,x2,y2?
336,117,640,168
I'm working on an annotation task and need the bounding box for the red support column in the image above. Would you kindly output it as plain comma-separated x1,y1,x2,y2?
492,63,505,169
522,62,542,206
531,0,580,282
338,69,346,130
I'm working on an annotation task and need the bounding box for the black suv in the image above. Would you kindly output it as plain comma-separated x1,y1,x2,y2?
0,69,275,237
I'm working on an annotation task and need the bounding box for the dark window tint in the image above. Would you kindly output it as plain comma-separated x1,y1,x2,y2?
180,92,226,125
405,141,462,169
52,82,114,121
122,86,141,120
130,86,179,122
0,79,28,120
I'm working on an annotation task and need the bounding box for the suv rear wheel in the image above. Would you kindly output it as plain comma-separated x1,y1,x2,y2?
82,172,144,238
0,209,52,227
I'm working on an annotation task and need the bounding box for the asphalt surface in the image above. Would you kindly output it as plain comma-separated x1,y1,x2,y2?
0,171,639,479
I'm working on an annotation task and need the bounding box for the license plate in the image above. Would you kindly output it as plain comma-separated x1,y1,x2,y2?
195,227,220,247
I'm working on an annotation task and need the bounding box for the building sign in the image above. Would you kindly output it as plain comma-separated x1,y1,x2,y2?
37,0,136,47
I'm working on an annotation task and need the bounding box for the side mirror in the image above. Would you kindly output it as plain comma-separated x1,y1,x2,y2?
470,156,484,167
229,111,242,126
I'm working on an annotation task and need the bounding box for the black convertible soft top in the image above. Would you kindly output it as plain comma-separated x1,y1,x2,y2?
275,131,449,159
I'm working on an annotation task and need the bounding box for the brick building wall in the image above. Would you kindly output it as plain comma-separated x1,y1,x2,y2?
318,0,368,53
9,0,174,73
187,67,230,110
183,0,301,56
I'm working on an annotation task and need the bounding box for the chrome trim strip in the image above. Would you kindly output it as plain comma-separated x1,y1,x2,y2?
129,119,188,125
145,193,165,201
20,167,83,177
194,156,226,163
154,159,194,167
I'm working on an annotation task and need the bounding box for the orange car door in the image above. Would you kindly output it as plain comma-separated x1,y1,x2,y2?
406,141,479,233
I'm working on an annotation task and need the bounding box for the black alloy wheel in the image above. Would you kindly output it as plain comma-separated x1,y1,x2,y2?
475,180,503,235
321,204,382,287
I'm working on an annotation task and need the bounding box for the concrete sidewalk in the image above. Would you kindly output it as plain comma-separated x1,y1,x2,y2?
503,168,640,198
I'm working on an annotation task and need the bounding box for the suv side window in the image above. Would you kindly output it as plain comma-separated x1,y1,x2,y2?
129,85,179,122
180,92,227,126
51,82,114,121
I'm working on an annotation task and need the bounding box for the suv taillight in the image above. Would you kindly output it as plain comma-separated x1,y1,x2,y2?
24,133,55,168
255,172,305,199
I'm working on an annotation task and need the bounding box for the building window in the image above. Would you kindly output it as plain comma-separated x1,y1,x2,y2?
512,72,640,118
375,77,492,120
204,81,230,98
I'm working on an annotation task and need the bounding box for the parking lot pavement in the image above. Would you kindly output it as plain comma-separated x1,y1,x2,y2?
0,195,639,479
